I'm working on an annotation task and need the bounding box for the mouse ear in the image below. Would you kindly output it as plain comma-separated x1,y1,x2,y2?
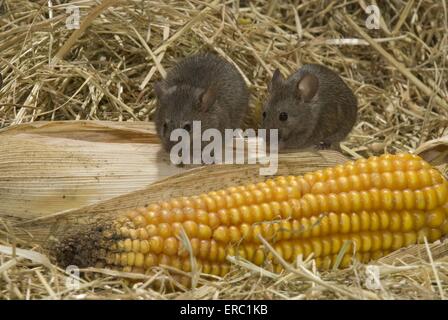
154,82,177,100
154,81,166,98
196,87,217,112
268,68,283,92
296,73,319,102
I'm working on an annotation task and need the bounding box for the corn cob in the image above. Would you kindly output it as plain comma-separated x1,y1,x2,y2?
56,153,448,281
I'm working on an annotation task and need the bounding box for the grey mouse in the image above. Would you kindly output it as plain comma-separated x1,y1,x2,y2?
261,64,357,150
153,53,249,158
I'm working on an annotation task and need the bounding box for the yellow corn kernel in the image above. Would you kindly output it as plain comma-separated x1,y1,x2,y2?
414,190,426,210
401,211,414,232
391,234,404,250
360,233,372,252
144,254,158,268
199,240,211,259
428,185,444,209
429,228,442,242
292,243,304,258
403,232,417,246
382,232,393,250
371,233,382,251
329,212,339,233
340,213,351,233
253,249,265,265
319,215,331,236
280,201,293,219
311,239,323,257
440,220,448,235
303,243,313,259
435,182,448,205
331,236,342,254
378,211,390,229
389,212,401,232
370,212,380,231
149,236,163,254
339,254,352,268
163,237,178,255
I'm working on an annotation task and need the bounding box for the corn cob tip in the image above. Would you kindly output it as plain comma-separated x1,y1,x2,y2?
54,222,114,269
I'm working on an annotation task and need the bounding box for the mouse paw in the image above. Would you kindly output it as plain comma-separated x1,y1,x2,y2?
317,141,332,150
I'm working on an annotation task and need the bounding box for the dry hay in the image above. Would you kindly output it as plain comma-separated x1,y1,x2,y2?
1,232,448,299
0,0,448,299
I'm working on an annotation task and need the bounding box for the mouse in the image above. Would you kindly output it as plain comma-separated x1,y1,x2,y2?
153,53,250,161
261,64,357,151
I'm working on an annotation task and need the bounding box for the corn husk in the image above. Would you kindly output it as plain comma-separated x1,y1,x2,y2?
0,120,184,222
0,120,348,246
415,136,448,166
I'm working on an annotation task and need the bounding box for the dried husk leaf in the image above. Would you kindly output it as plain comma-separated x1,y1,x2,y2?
0,120,185,221
415,135,448,166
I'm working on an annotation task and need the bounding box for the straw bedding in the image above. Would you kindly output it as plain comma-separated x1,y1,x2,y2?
0,0,447,299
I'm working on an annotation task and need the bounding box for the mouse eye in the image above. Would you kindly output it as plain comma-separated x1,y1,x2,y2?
279,112,288,122
262,111,266,119
183,123,192,132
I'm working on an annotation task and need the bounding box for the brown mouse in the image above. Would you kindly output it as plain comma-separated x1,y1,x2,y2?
261,64,357,150
153,53,249,158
